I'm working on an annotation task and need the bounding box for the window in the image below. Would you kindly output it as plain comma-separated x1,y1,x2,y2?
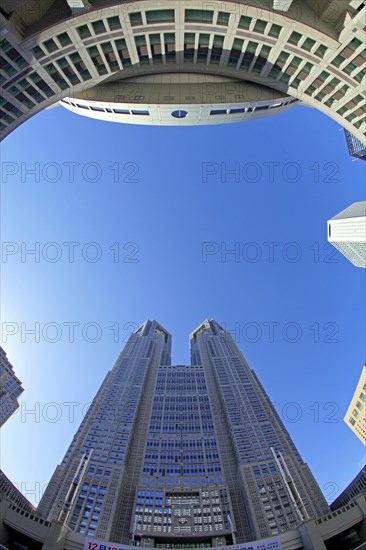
332,54,345,67
69,53,92,80
92,20,106,35
314,44,327,57
43,39,58,53
115,39,131,67
185,10,213,24
31,46,45,59
253,19,267,34
101,42,119,71
146,10,175,23
107,16,121,30
210,109,227,115
238,16,251,29
57,32,72,47
288,31,301,45
130,12,143,26
217,12,229,25
77,25,91,39
302,38,315,51
87,46,108,75
135,35,149,64
44,63,69,90
268,24,281,38
56,57,80,84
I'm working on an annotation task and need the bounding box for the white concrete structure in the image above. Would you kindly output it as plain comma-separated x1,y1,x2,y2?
327,202,366,268
0,1,365,138
344,364,366,445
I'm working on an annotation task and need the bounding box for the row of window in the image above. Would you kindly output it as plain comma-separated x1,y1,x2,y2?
61,99,149,115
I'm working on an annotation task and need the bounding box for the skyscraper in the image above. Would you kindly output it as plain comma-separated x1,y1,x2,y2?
0,346,24,427
344,364,366,446
38,320,328,546
327,201,366,268
0,1,365,139
344,130,366,161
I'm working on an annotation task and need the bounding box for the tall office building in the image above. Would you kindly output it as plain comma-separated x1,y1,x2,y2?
0,346,24,427
330,466,366,511
344,364,366,445
38,320,328,547
344,130,366,161
0,1,365,138
327,201,366,268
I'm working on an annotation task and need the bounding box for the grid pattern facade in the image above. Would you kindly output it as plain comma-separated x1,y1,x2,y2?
190,321,329,542
328,202,366,268
0,470,35,513
0,346,23,427
331,467,366,510
344,365,366,445
345,129,366,160
0,1,365,139
38,320,328,547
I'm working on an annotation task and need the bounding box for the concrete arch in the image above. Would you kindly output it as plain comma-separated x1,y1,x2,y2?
0,0,365,140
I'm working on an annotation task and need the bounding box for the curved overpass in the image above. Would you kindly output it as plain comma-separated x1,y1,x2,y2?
0,0,365,139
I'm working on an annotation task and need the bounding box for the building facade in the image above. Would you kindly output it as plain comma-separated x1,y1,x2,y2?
0,1,365,137
344,130,366,161
37,320,329,547
0,346,24,427
327,201,366,268
344,364,366,445
331,466,366,510
0,470,35,514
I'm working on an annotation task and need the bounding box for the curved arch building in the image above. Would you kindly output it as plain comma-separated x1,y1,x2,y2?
0,0,365,137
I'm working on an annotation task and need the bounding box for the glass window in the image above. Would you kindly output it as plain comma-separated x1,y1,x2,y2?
43,39,58,53
44,64,69,90
69,52,92,80
92,20,106,35
332,54,345,67
31,46,45,59
349,37,362,51
57,32,72,47
101,42,119,71
107,16,121,30
217,12,229,25
210,109,227,115
238,16,251,29
146,10,175,23
253,19,267,34
268,24,281,38
29,72,55,97
288,31,301,45
315,44,328,57
77,25,92,39
344,61,357,75
130,12,143,26
115,39,132,67
87,46,108,75
185,10,213,23
302,38,315,51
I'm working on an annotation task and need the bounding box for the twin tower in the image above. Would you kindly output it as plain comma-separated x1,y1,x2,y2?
37,320,329,546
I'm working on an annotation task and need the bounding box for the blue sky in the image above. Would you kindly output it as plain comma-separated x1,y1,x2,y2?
1,103,365,507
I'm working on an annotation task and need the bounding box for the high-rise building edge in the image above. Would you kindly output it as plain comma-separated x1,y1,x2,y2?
0,346,24,427
38,320,329,546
